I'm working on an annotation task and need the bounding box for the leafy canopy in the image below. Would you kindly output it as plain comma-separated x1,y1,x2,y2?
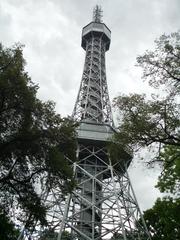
143,197,180,240
0,43,77,231
114,93,179,151
136,31,180,91
113,31,180,161
39,230,71,240
157,145,180,196
113,31,180,240
0,208,20,240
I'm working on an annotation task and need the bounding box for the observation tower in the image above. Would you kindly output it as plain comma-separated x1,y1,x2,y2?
58,6,151,240
18,5,151,240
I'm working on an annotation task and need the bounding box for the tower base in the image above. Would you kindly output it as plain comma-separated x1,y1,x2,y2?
18,123,151,240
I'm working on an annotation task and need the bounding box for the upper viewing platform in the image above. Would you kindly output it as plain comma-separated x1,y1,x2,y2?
81,5,111,51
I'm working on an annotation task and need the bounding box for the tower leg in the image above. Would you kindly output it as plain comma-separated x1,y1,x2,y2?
56,143,151,240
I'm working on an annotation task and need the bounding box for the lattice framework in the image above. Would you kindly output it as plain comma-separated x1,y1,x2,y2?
72,25,113,126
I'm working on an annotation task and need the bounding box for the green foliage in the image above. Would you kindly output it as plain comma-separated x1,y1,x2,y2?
0,208,20,240
0,43,77,230
110,230,143,240
107,141,132,166
142,145,180,240
156,145,180,196
136,31,180,92
113,93,179,153
113,31,180,159
61,231,72,240
113,31,180,240
39,230,71,240
39,229,58,240
143,197,180,240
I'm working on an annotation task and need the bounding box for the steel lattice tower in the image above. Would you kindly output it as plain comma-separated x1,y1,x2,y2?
57,6,151,240
18,5,151,240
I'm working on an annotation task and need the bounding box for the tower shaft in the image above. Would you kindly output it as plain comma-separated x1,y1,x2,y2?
72,18,113,126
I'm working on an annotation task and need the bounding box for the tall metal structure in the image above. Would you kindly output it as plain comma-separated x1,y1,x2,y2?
72,6,113,126
18,5,151,240
58,5,151,240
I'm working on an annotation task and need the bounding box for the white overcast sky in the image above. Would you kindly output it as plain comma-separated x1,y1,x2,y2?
1,0,179,211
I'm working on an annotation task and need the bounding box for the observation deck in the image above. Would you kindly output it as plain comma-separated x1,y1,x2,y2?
81,22,111,51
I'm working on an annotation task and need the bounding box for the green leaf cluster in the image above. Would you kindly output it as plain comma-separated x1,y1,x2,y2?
157,145,180,196
143,197,180,240
0,43,77,231
112,31,180,240
0,208,20,240
113,31,180,154
39,230,71,240
113,93,179,152
136,31,180,92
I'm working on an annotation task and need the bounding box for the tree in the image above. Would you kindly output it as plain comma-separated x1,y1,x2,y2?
0,208,20,240
142,197,180,240
112,31,180,239
141,144,180,240
0,43,77,232
156,145,180,196
113,31,180,162
113,91,179,157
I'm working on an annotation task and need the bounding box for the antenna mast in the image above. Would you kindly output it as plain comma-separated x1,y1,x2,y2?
93,5,103,22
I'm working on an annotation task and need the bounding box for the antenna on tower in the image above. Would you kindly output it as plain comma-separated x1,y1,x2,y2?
93,5,103,23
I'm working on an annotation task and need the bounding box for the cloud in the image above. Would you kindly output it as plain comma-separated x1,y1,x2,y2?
129,160,163,211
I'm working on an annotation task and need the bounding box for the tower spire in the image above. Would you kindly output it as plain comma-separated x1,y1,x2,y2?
93,5,103,23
